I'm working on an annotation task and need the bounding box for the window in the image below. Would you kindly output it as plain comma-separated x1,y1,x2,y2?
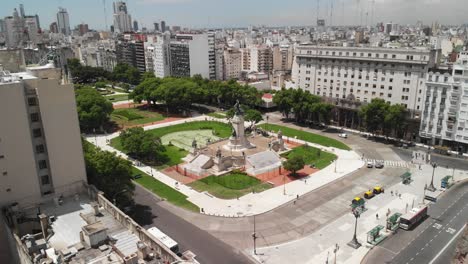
41,175,50,185
388,94,392,98
36,144,45,154
384,54,388,58
392,54,396,59
38,160,47,170
33,128,42,138
30,113,40,122
389,78,393,83
28,97,37,106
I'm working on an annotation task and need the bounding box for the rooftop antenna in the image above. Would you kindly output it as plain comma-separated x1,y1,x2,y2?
103,0,108,31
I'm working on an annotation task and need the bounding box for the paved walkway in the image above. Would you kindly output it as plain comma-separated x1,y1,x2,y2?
86,115,364,217
251,160,468,264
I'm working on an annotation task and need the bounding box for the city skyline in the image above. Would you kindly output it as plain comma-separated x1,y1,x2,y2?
1,0,468,31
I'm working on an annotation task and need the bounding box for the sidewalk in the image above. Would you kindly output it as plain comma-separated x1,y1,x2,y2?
251,162,468,263
86,115,364,217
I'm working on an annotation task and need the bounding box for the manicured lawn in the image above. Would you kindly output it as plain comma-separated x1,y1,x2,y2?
110,139,188,168
281,145,337,169
207,112,226,119
156,145,188,169
106,93,129,102
146,121,231,139
131,167,199,212
111,108,165,127
258,124,351,150
188,172,272,199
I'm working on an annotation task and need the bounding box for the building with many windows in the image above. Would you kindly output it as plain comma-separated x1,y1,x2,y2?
116,39,146,72
292,45,437,117
113,1,132,33
223,48,242,80
0,64,87,207
56,7,70,36
169,33,210,78
419,52,468,152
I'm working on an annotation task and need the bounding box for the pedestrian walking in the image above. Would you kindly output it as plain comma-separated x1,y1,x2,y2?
296,194,299,200
391,190,393,196
376,213,379,219
399,193,402,199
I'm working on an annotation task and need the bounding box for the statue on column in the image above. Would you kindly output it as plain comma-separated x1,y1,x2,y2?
192,139,198,154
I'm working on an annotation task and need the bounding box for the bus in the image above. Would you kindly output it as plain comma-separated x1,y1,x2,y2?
147,227,179,253
399,205,428,230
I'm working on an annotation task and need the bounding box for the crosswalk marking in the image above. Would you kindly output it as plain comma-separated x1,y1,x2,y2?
364,158,414,168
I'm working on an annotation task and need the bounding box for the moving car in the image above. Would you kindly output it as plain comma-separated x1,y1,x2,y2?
364,190,375,199
375,162,384,169
338,133,348,138
367,161,374,168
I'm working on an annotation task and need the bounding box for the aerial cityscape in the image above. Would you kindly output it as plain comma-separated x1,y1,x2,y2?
0,0,467,264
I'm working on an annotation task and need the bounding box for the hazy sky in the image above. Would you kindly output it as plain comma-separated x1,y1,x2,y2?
2,0,467,30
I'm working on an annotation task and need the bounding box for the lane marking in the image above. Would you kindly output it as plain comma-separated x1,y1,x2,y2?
428,224,467,264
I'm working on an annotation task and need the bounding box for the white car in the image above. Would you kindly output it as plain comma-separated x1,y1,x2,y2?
367,161,374,168
338,133,348,138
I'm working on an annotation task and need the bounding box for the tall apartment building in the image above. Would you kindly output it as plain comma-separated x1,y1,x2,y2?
113,1,132,33
0,65,87,206
3,6,41,47
116,39,146,72
273,44,293,72
419,52,468,152
169,34,210,78
208,32,216,80
215,44,225,80
292,45,436,116
56,7,70,36
223,48,242,80
250,46,273,73
241,48,251,71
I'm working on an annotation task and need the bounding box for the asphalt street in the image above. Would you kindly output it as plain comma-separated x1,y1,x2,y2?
363,181,468,264
129,184,253,264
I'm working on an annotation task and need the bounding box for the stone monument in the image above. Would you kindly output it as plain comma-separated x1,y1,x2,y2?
225,100,255,151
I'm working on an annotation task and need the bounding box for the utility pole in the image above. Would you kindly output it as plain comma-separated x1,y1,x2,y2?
428,162,437,191
252,215,257,255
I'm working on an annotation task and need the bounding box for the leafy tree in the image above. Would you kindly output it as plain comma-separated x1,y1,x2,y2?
245,109,263,129
119,127,167,163
360,98,389,135
112,63,141,85
82,140,134,205
94,81,107,88
273,88,294,118
68,58,109,84
385,104,408,138
283,156,305,176
76,87,113,131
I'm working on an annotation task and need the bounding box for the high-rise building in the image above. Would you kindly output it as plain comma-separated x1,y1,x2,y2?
169,33,210,78
0,65,87,206
4,8,23,48
154,22,159,32
419,52,468,152
250,46,273,73
133,20,139,32
223,48,242,80
291,45,437,115
0,19,5,33
49,22,58,33
56,7,71,35
19,4,25,18
78,23,89,36
272,44,293,72
208,32,216,80
116,39,146,72
144,35,170,78
161,20,166,33
113,1,132,33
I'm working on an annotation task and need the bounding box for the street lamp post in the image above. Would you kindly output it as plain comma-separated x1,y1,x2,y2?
112,189,127,206
427,162,437,192
347,209,361,249
333,243,339,264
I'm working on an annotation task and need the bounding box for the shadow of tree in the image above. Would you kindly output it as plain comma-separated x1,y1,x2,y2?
127,203,157,226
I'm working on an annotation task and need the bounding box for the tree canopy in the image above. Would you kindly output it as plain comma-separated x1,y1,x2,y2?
112,63,141,85
283,156,305,176
68,58,109,84
82,140,134,205
130,75,262,113
119,127,167,163
360,98,408,137
75,86,113,131
273,88,334,124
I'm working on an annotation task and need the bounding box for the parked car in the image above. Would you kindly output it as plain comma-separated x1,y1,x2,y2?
338,133,348,138
367,161,374,168
132,174,142,180
373,186,384,194
375,162,384,169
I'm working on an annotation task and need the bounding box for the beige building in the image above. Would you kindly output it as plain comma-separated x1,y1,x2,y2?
0,64,87,207
272,45,293,72
223,48,242,80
